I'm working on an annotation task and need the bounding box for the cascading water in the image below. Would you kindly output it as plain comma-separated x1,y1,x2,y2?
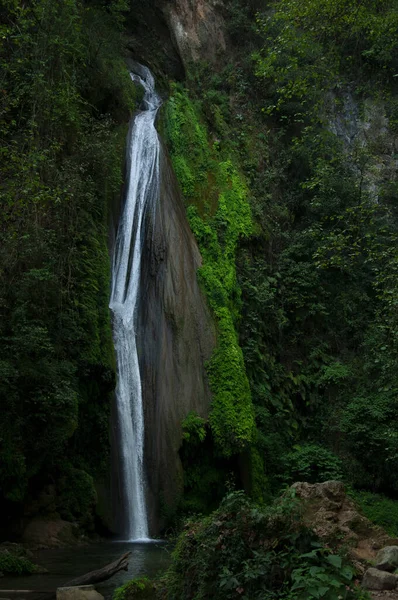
109,66,161,541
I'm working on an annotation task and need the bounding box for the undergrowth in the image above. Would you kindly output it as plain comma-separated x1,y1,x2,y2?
158,491,369,600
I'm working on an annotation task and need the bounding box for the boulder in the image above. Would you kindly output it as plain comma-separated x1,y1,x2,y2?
57,585,104,600
375,546,398,572
362,568,397,591
23,518,80,547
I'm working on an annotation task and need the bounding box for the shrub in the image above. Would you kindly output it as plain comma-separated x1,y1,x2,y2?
282,444,344,485
161,491,364,600
0,551,37,575
56,466,97,530
113,577,155,600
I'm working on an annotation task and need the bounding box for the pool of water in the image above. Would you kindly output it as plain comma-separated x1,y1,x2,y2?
0,541,170,599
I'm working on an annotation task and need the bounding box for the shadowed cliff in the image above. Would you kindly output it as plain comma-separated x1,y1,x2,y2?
135,144,216,532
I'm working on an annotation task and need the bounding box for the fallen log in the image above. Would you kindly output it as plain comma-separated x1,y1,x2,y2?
62,551,131,588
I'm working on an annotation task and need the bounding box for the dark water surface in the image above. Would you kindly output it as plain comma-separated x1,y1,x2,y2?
0,541,170,599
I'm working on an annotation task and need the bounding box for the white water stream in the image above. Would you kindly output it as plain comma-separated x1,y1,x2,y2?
109,66,161,541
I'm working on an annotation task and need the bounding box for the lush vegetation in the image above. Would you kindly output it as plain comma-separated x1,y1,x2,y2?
0,0,139,529
114,492,370,600
3,0,398,595
161,0,398,518
161,492,367,600
164,85,255,459
114,577,155,600
0,548,38,575
244,0,398,497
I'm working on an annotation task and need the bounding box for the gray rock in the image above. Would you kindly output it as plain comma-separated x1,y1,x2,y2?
376,546,398,572
57,585,104,600
362,567,397,590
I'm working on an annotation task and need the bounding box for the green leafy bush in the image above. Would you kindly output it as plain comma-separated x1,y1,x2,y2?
340,394,398,491
282,444,344,485
114,577,155,600
0,551,37,575
161,491,364,600
289,548,356,600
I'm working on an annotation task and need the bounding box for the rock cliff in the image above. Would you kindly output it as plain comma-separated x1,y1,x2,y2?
136,147,216,532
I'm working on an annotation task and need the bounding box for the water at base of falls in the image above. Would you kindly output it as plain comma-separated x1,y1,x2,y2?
109,66,161,542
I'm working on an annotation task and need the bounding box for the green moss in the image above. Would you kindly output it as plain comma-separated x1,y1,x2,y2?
207,310,255,456
164,84,210,200
164,85,256,458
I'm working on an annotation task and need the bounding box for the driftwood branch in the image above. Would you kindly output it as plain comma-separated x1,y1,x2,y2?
0,551,132,600
62,551,131,588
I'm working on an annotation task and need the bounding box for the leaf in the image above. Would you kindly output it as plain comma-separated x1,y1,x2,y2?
326,554,342,569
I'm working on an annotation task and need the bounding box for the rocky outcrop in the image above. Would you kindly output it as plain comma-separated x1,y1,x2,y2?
162,0,227,69
292,481,396,570
139,148,216,532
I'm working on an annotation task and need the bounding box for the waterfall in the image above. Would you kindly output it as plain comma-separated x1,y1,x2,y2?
109,66,161,541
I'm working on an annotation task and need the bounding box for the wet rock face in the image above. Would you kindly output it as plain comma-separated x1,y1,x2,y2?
136,147,216,534
162,0,227,68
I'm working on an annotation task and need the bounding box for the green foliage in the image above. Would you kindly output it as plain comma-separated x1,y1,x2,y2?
349,490,398,537
0,551,38,576
288,547,367,600
0,0,137,517
226,0,398,499
164,86,255,458
254,0,398,122
282,445,344,486
114,577,155,600
164,84,210,198
56,466,97,529
207,309,255,457
161,491,364,600
340,394,398,489
182,413,207,444
179,413,237,515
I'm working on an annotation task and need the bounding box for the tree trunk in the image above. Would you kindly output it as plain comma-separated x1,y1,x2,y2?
62,552,131,588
